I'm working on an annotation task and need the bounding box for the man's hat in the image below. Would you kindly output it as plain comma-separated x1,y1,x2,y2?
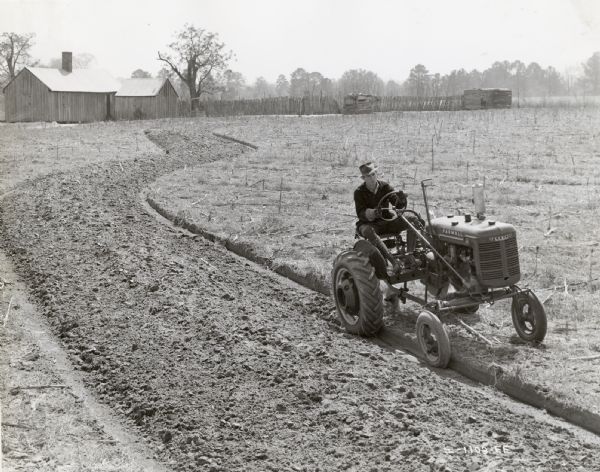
359,162,378,176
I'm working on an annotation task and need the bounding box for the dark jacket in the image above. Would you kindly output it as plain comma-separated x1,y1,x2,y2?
354,180,399,223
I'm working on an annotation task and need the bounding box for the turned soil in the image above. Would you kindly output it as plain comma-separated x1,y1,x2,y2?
1,118,600,471
149,110,600,420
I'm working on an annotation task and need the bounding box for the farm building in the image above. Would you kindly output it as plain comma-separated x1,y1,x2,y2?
114,78,179,120
2,52,120,123
342,93,380,114
463,88,512,110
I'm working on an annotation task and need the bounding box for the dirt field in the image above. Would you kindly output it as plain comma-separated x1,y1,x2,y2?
2,115,600,471
150,109,600,417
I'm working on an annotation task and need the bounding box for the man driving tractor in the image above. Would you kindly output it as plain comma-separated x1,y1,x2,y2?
354,162,418,274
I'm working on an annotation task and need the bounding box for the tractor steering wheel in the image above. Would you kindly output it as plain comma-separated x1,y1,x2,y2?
376,190,405,222
395,208,427,230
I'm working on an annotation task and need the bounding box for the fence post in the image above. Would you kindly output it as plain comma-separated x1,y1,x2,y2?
278,177,283,213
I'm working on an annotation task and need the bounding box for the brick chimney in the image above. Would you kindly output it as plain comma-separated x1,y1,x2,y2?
62,51,72,73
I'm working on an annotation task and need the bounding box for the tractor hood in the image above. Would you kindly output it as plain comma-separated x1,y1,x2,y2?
429,215,516,245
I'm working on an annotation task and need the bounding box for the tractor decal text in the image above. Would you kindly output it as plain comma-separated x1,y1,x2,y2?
441,228,463,237
489,234,512,242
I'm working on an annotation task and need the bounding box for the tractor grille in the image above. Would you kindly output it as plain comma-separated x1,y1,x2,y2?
477,235,520,285
505,237,520,276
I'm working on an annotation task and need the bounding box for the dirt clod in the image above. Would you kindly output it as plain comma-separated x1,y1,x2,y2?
2,121,600,471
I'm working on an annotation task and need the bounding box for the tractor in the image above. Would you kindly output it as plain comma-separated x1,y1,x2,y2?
331,179,547,368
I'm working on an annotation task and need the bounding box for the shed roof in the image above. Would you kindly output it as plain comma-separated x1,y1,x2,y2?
116,78,176,97
23,67,120,93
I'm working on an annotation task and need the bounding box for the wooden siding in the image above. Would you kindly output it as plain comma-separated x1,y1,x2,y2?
114,80,179,120
51,92,111,122
4,68,51,122
4,68,112,122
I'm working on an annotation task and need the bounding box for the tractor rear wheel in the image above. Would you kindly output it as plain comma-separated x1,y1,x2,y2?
511,291,547,342
332,250,383,336
416,311,451,368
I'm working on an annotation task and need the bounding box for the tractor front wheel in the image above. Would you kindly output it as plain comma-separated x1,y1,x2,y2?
511,291,547,342
332,250,383,336
416,311,451,368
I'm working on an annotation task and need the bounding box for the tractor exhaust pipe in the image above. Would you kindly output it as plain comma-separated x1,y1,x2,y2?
473,183,486,220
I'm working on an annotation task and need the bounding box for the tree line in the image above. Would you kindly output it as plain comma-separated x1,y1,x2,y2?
2,26,600,110
209,59,598,103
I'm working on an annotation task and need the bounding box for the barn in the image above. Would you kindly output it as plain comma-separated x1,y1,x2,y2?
114,78,179,120
462,88,512,110
2,52,120,123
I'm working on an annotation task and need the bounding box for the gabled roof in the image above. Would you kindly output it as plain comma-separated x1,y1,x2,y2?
21,67,121,93
116,78,177,97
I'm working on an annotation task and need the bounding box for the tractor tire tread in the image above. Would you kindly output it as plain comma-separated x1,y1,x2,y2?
332,250,383,336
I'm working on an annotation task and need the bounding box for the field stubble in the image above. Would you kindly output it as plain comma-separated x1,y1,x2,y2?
0,119,169,471
150,108,600,415
2,113,600,470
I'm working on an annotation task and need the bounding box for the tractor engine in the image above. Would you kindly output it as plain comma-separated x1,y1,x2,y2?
427,214,521,292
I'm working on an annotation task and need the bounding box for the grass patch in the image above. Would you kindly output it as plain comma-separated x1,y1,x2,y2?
153,108,600,288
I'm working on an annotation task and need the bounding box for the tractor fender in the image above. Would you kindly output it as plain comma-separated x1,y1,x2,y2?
353,239,387,279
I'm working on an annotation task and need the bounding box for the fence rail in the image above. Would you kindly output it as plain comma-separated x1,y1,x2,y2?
181,94,466,117
200,96,340,117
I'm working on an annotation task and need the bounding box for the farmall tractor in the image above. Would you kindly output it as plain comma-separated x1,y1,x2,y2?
331,180,547,368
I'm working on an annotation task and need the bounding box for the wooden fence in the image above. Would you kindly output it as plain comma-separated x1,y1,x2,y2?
200,96,341,117
180,94,465,117
377,95,463,112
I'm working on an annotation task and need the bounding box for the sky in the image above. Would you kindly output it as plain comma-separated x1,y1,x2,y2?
2,0,600,83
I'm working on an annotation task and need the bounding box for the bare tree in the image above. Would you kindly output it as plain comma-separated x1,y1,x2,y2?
430,73,442,96
131,69,152,78
218,69,246,99
251,77,272,98
275,74,289,96
73,53,96,69
545,66,565,96
0,32,36,87
582,51,600,95
482,61,512,88
384,80,402,96
158,24,233,110
289,68,309,97
338,69,384,96
406,64,430,97
525,62,545,97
